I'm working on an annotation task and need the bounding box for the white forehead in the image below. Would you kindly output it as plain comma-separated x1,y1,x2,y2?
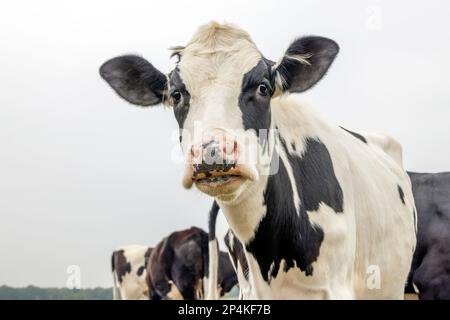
174,22,262,97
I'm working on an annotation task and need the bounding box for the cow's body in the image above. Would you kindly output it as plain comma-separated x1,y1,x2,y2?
216,98,416,299
147,227,237,300
111,245,152,300
101,22,416,299
354,131,404,168
406,172,450,300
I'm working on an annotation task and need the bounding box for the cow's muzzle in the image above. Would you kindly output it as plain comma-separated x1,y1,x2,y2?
192,139,240,185
182,136,257,190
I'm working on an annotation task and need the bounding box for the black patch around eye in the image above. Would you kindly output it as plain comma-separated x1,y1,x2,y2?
257,83,269,96
171,90,182,103
169,68,191,131
239,60,275,137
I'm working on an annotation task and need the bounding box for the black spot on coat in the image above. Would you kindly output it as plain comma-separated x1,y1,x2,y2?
281,137,344,213
208,201,220,241
398,185,405,204
112,249,131,283
137,265,145,277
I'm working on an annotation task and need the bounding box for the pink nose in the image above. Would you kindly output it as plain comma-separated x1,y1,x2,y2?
190,138,237,169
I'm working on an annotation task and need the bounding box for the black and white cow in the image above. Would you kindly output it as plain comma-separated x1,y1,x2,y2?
100,22,416,299
111,245,152,300
406,172,450,300
146,226,237,300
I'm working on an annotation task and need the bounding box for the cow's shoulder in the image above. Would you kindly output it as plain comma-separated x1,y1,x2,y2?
368,132,403,168
343,130,404,168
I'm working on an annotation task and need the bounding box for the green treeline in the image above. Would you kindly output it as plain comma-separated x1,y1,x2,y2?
0,285,112,300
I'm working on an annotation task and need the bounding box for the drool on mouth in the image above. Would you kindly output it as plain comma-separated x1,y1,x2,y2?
196,174,242,186
191,162,243,186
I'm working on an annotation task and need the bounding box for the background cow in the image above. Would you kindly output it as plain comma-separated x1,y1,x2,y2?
111,245,152,300
146,226,237,300
406,172,450,300
100,22,416,299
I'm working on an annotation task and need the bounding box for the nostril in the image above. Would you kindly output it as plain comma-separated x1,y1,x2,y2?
205,144,220,158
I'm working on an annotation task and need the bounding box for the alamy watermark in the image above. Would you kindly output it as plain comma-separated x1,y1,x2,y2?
366,265,381,290
365,5,383,31
66,265,81,289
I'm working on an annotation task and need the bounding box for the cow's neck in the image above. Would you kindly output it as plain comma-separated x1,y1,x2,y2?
247,144,326,282
217,174,269,243
218,141,331,282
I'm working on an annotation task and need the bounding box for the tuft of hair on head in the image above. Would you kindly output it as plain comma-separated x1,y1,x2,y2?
169,45,185,62
185,21,255,52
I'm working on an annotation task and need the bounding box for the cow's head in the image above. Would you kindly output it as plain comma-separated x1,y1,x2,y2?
100,22,338,202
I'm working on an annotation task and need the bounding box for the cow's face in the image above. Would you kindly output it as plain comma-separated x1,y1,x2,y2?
100,23,338,201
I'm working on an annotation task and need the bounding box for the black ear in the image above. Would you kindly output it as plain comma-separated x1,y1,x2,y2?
275,36,339,93
99,55,167,106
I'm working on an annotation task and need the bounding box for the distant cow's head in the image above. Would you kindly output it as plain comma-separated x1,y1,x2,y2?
100,22,338,201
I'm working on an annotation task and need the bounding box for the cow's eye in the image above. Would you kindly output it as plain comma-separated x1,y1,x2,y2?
171,90,182,104
257,83,268,96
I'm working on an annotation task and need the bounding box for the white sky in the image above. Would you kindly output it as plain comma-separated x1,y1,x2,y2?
0,0,449,288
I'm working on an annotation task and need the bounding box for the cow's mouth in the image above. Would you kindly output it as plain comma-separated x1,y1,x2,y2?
182,161,258,191
192,164,244,188
192,163,245,190
195,173,242,187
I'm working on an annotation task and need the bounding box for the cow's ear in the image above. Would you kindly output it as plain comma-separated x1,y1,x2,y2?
99,55,167,106
275,36,339,93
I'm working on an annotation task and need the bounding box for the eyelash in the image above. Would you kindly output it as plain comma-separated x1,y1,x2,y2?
257,81,272,97
171,90,182,104
258,83,268,96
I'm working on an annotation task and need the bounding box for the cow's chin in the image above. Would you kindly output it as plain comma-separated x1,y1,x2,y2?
195,175,245,197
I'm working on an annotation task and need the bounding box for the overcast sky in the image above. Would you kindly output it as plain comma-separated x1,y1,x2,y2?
1,0,449,288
